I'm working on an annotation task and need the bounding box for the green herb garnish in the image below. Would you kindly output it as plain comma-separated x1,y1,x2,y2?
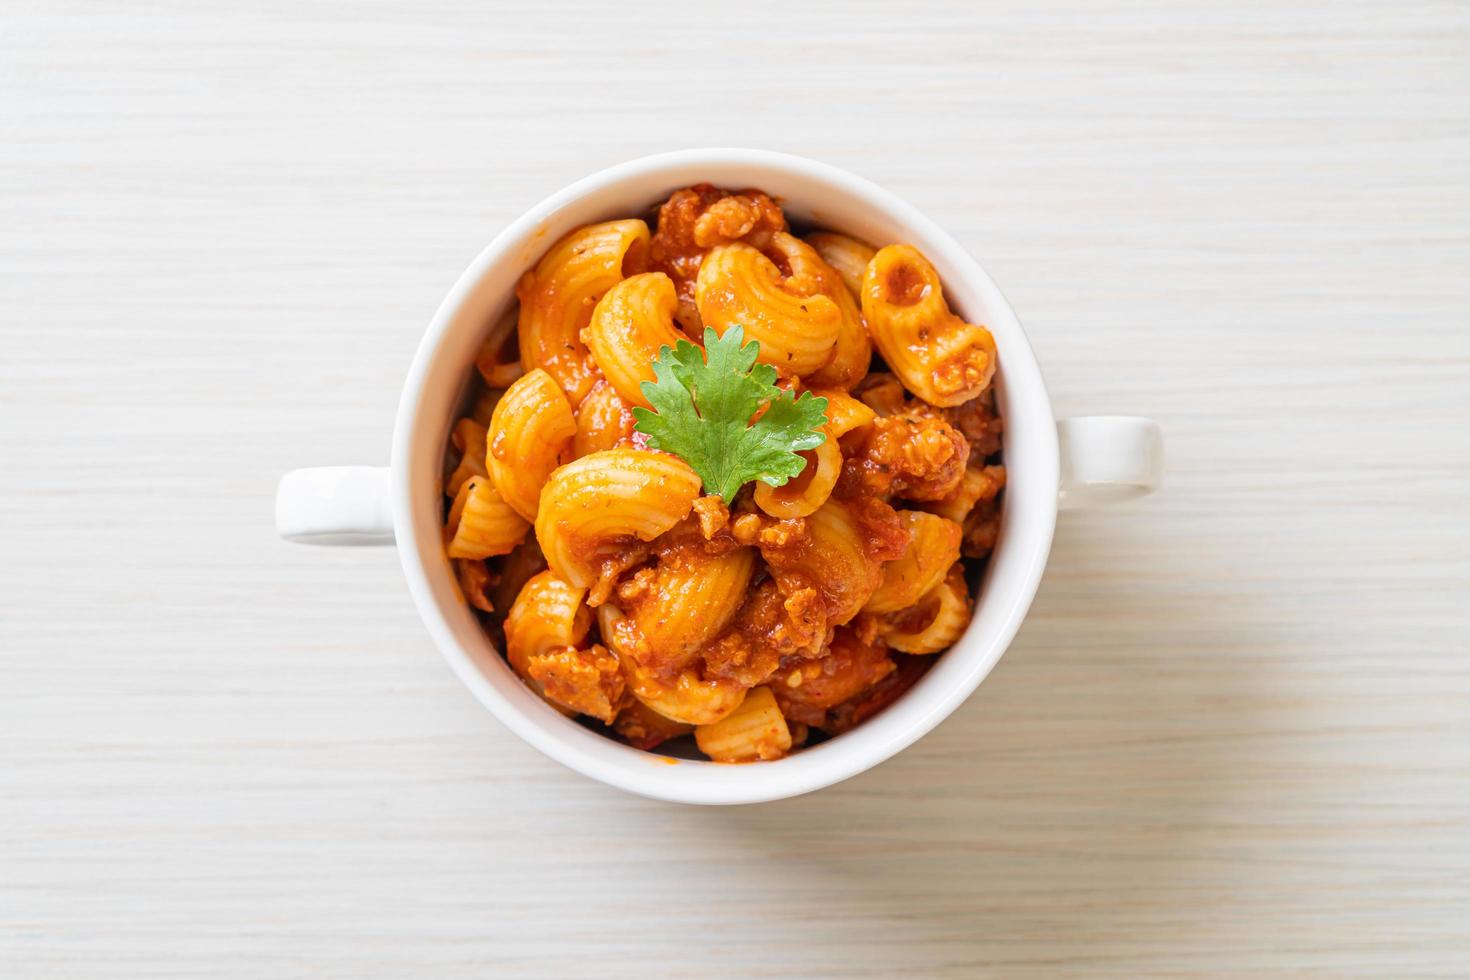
632,326,829,501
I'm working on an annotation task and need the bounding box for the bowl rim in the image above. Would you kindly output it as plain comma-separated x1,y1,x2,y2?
390,148,1058,804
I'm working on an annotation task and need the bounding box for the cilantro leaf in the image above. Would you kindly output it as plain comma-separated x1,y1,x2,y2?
632,326,829,501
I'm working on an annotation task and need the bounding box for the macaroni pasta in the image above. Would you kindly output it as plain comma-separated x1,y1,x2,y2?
441,183,1006,762
695,240,841,375
517,219,650,406
862,244,998,407
445,475,529,560
487,368,576,521
583,272,689,408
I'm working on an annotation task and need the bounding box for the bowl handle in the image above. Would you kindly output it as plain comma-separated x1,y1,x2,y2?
276,466,394,545
1057,416,1163,510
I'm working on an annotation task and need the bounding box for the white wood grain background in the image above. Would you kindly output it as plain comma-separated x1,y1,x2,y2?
3,1,1468,976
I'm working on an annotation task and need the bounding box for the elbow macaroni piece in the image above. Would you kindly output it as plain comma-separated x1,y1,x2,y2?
752,434,841,519
503,571,625,722
882,564,973,654
751,385,875,518
863,511,963,614
762,498,886,626
445,475,530,560
487,368,577,521
625,546,756,673
816,388,878,439
925,463,1006,525
862,244,998,407
517,219,650,406
694,685,792,762
599,604,747,725
854,373,908,417
804,499,888,624
505,570,590,672
444,417,489,498
751,387,878,519
572,380,638,458
504,570,625,721
804,231,876,301
773,235,871,390
695,240,840,375
583,272,689,408
534,449,702,591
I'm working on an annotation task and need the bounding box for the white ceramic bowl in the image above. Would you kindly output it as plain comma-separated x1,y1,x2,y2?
276,148,1162,804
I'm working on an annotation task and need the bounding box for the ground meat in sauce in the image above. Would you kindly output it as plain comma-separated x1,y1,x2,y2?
526,644,625,724
695,500,903,688
847,495,912,565
837,412,970,502
752,496,908,628
613,699,692,750
647,183,787,334
771,628,897,728
701,577,827,687
939,387,1004,459
962,496,1002,558
852,372,908,417
613,513,754,673
823,653,933,734
582,540,653,608
691,495,730,539
853,376,1001,462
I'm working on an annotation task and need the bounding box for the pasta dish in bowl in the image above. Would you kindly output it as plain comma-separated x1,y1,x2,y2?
441,184,1006,764
276,149,1159,802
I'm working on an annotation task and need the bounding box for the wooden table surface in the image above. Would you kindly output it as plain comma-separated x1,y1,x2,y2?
4,1,1468,976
